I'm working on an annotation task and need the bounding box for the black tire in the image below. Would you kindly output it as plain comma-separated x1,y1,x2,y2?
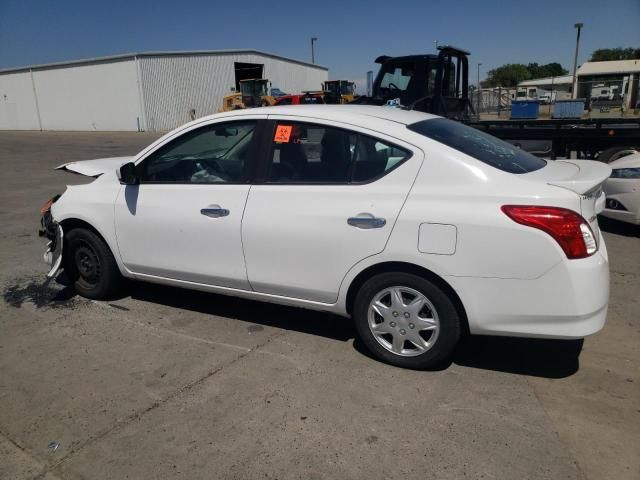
64,227,123,300
597,147,639,163
353,272,461,369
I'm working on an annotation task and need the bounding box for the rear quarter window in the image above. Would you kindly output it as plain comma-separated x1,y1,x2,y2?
408,118,546,174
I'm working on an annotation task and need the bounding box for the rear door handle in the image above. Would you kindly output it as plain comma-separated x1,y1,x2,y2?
347,215,386,229
201,205,229,218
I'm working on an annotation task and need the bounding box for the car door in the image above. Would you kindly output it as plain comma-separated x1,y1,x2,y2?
114,117,264,289
241,117,423,303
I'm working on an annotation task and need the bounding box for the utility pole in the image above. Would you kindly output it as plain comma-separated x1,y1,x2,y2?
311,37,318,64
549,75,555,116
572,23,583,99
477,63,482,115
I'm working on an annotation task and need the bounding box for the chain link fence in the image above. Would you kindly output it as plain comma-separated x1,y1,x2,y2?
469,90,513,114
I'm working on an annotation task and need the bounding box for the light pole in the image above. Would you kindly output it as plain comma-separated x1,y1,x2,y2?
477,63,482,115
311,37,318,64
572,23,583,99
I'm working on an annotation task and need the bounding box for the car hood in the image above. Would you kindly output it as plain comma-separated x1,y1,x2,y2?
56,156,134,177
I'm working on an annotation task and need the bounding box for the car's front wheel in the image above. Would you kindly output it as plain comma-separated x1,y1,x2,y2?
353,272,462,369
64,227,123,299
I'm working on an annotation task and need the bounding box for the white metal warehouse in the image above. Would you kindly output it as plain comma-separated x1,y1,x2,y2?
0,50,328,132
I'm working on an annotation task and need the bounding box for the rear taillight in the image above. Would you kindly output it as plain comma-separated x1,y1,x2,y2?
501,205,597,259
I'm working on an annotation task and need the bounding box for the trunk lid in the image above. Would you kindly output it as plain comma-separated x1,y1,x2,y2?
527,159,611,242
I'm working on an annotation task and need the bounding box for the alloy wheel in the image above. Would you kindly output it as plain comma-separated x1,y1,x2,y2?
367,286,440,357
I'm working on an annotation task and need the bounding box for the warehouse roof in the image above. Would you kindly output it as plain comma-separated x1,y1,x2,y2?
519,75,574,87
577,59,640,76
0,49,328,74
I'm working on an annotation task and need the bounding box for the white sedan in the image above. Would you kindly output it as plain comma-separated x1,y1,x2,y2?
40,105,611,369
601,152,640,225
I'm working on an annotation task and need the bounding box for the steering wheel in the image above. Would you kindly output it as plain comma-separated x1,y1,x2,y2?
200,158,229,181
387,82,401,93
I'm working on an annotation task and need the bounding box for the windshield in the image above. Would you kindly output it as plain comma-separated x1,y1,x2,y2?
408,118,546,174
341,82,354,95
325,82,339,93
257,81,268,96
378,64,414,92
240,81,268,97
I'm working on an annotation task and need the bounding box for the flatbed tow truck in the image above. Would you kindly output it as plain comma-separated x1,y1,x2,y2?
353,46,640,160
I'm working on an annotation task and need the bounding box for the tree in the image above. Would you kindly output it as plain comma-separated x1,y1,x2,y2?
482,64,531,88
590,47,640,62
526,62,568,78
482,62,570,88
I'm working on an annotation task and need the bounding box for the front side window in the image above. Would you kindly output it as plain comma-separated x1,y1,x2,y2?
379,65,414,92
139,121,257,183
267,122,410,183
408,118,546,174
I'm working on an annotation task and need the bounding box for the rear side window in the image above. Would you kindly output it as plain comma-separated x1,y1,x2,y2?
408,118,546,173
267,122,410,183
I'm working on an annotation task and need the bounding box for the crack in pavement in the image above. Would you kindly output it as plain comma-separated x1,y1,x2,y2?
120,315,253,353
0,427,52,480
610,270,639,278
32,328,287,479
0,426,28,454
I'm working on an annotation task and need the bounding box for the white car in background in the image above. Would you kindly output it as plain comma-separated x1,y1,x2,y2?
39,105,611,369
601,152,640,225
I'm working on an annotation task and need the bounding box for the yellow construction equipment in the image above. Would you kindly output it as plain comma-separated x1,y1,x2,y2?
322,80,356,104
219,79,276,112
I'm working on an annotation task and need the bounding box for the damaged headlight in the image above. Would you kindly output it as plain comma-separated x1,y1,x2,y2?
39,194,61,239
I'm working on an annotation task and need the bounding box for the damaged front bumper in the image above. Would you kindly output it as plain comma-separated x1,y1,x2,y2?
39,205,64,278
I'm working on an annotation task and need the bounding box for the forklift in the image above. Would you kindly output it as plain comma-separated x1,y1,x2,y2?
355,45,639,159
353,45,473,120
322,80,357,104
219,78,276,112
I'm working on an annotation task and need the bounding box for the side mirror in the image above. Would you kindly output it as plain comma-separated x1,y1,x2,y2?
118,162,139,185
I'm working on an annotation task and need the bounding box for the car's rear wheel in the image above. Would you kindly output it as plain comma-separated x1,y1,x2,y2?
353,272,461,369
64,227,122,299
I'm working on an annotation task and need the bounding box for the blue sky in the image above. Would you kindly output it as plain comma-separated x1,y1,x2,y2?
1,0,638,91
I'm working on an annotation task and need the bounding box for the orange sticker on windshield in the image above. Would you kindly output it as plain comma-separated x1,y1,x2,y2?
274,125,293,143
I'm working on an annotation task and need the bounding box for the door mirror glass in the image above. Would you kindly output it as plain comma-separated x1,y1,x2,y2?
119,162,139,185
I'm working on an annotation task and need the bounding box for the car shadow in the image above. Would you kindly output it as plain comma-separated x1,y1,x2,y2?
599,216,640,238
126,282,583,379
129,281,355,342
452,335,583,379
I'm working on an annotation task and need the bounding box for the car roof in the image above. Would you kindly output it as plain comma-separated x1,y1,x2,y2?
208,105,439,126
608,152,640,169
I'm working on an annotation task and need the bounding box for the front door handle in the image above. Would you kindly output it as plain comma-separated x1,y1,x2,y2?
201,205,229,218
347,214,386,229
